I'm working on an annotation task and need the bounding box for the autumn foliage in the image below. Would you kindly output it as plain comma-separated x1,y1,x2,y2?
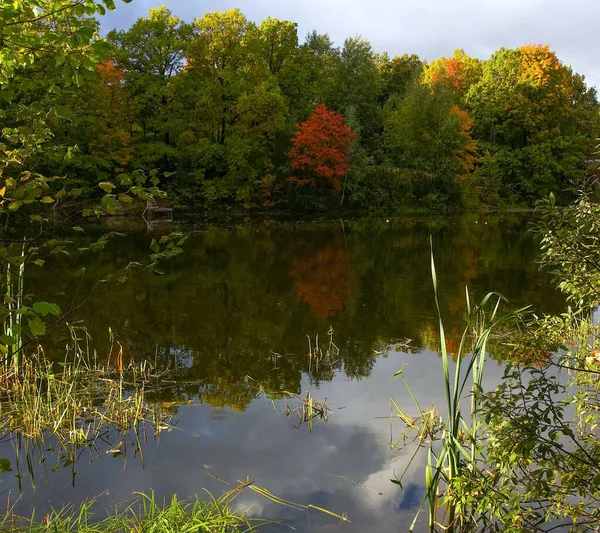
450,105,478,179
288,104,357,195
88,60,133,170
431,58,467,92
518,44,566,87
424,50,481,96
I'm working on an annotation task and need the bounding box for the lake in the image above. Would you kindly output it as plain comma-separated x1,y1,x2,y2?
0,213,565,531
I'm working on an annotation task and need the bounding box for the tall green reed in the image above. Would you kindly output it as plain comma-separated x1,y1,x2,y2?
392,238,521,532
0,324,173,489
3,243,26,373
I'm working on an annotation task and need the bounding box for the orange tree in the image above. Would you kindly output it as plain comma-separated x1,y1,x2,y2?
287,104,357,202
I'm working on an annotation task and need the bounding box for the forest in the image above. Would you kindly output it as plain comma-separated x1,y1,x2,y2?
5,3,600,531
3,6,599,215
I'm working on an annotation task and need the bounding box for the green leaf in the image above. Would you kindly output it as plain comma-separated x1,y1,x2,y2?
0,459,12,473
33,302,61,317
0,335,16,346
98,181,116,193
394,364,405,377
92,40,111,55
117,173,132,186
28,317,46,336
76,26,95,43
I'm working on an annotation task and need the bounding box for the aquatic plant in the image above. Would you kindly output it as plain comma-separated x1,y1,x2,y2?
391,239,519,532
0,485,267,532
0,324,173,488
0,476,348,531
394,183,600,531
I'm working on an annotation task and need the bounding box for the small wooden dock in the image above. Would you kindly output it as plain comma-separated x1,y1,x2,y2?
142,199,173,225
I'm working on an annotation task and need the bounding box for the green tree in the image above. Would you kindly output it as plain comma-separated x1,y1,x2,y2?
223,81,287,208
173,9,291,209
332,36,381,148
251,18,309,128
184,9,256,148
252,17,299,77
107,6,190,168
376,53,423,104
385,81,477,207
466,45,599,204
300,31,339,111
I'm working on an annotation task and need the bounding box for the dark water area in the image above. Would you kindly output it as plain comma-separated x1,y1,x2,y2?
0,214,566,531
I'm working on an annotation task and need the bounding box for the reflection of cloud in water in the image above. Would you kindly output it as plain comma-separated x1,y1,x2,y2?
0,349,508,531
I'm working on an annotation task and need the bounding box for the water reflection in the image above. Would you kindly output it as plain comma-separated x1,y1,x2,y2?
2,214,566,530
291,233,356,319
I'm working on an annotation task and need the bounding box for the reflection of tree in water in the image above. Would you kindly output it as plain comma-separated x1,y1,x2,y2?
200,381,252,412
419,324,465,359
291,241,355,319
32,216,567,412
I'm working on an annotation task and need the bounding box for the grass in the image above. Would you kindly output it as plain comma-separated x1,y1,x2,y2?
0,328,349,531
0,475,348,532
391,238,521,532
3,243,26,373
0,485,269,532
282,390,331,433
0,324,173,487
307,328,339,381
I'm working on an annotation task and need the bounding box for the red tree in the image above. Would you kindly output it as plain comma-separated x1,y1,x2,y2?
288,104,357,194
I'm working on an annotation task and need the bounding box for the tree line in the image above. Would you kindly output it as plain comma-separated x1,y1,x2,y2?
3,6,599,214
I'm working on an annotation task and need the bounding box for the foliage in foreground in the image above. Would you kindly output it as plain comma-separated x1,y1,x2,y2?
1,0,186,374
0,486,265,532
0,479,346,532
0,325,173,489
395,180,600,531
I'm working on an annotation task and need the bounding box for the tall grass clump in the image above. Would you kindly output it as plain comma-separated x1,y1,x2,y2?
2,243,26,373
0,324,173,486
0,480,349,532
392,239,520,532
0,486,268,532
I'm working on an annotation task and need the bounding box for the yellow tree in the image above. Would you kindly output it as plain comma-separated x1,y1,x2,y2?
465,44,599,202
422,49,482,96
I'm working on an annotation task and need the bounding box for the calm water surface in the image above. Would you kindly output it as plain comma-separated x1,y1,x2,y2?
0,214,565,531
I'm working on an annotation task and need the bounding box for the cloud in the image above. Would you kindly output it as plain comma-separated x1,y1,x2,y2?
101,0,600,88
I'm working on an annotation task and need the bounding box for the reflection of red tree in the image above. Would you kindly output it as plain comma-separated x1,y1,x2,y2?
444,327,462,356
291,246,354,318
421,325,462,357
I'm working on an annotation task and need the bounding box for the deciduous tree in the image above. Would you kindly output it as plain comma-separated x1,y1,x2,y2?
288,104,357,195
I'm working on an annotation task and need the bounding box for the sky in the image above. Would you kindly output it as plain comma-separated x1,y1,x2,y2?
101,0,600,90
